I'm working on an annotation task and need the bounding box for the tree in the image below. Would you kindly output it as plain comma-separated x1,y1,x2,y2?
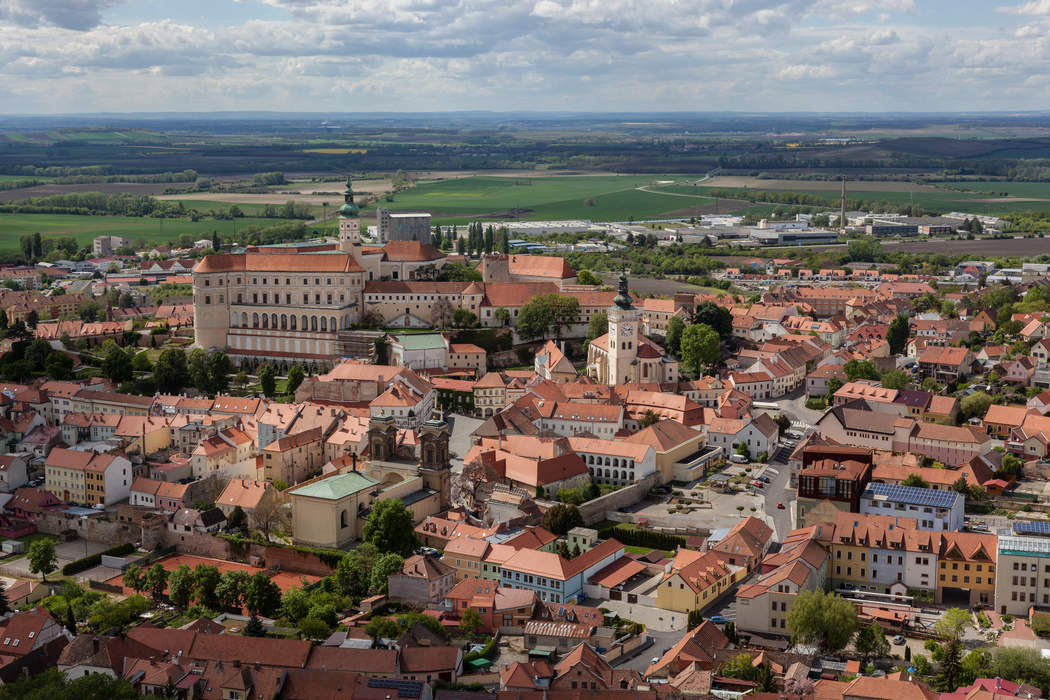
693,302,733,338
0,668,139,700
453,308,478,328
541,503,583,535
28,539,57,582
363,499,417,556
77,298,104,322
188,348,210,393
243,613,266,637
226,506,246,531
258,363,276,398
936,637,963,692
143,564,169,602
168,564,194,608
215,570,248,610
786,589,858,653
935,607,971,644
335,543,378,600
252,496,290,543
365,616,401,642
281,587,311,623
460,606,484,637
25,310,37,329
680,323,720,375
516,294,581,341
286,365,306,393
122,563,144,595
665,316,685,356
243,572,281,617
961,391,994,419
902,473,931,489
854,622,890,662
131,351,152,373
994,647,1050,696
586,311,608,343
208,351,232,395
639,410,660,428
192,564,222,610
720,654,776,692
881,368,909,390
493,306,510,326
212,231,221,252
825,376,844,404
25,338,52,371
100,340,133,383
844,359,880,381
577,270,602,286
370,553,405,595
154,348,189,393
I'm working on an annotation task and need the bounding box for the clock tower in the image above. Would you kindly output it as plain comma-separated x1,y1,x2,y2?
606,267,640,385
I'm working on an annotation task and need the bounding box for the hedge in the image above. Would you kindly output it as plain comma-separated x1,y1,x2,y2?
596,525,685,552
463,636,496,663
61,542,135,576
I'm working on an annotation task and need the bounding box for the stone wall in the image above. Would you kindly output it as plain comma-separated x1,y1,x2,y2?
576,472,662,526
35,511,141,546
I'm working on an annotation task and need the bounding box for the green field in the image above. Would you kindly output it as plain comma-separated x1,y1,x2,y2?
371,175,711,223
935,181,1050,198
0,213,281,251
168,199,325,217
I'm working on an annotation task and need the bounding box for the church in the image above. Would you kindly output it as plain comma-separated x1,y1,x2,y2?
586,270,679,386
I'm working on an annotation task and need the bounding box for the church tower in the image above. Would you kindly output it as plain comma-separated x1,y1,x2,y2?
419,419,452,508
606,268,640,385
338,176,361,251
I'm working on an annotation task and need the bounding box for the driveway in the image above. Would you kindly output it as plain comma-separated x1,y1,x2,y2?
0,538,110,578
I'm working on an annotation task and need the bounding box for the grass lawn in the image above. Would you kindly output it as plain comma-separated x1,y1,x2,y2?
369,175,702,223
0,213,285,252
623,545,674,558
166,200,326,218
0,532,58,564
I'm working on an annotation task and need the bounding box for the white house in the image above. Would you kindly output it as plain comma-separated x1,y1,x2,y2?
859,483,964,532
706,413,779,459
0,454,29,493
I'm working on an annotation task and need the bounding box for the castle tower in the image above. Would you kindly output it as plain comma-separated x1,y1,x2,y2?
367,415,397,462
419,419,452,508
338,176,361,251
606,268,640,385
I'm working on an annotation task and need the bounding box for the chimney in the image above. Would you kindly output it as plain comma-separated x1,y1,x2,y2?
92,637,100,653
351,453,357,472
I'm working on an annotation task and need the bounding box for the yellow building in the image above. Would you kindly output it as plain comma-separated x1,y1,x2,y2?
622,419,709,483
262,427,326,485
287,470,380,548
656,550,744,614
937,532,996,606
442,536,490,582
70,390,154,416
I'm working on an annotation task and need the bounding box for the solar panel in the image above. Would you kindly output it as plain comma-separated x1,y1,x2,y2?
367,678,424,698
863,482,957,509
1013,521,1050,536
1000,535,1050,555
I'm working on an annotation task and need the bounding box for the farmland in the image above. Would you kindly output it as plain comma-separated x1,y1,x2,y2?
373,174,712,223
0,213,282,251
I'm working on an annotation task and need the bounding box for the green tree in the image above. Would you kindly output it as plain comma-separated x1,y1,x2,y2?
825,376,844,404
28,539,57,582
25,338,53,371
122,563,144,595
363,500,418,556
785,589,858,653
167,564,194,609
365,616,401,642
369,553,405,595
460,606,485,637
541,503,583,535
188,348,210,393
45,352,74,380
902,473,931,488
586,311,608,343
880,368,909,390
226,506,246,530
131,351,152,373
258,363,276,398
154,348,189,394
693,302,733,338
335,543,379,600
208,351,232,394
935,607,971,644
961,391,994,419
192,564,222,610
281,587,312,623
847,236,883,263
994,647,1050,695
665,316,685,356
639,410,660,428
844,359,880,381
493,306,510,326
215,570,248,610
243,572,282,617
854,622,890,662
286,365,306,394
100,340,133,383
680,323,720,375
516,294,580,341
243,613,266,637
936,637,963,692
577,270,602,285
143,564,169,602
453,308,478,328
0,668,139,700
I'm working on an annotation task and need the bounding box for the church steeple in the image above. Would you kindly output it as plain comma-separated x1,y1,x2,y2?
339,176,359,217
613,266,633,309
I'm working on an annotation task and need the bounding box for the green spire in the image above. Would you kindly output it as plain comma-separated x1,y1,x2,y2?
613,266,633,309
339,176,359,217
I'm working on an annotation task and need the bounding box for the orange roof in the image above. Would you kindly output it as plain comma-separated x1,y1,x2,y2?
194,252,364,273
507,254,575,280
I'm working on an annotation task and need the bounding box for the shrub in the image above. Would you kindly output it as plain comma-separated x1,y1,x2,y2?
595,525,685,551
463,636,496,662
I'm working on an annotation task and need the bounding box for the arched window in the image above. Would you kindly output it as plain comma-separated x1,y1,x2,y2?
301,315,308,331
271,313,277,329
241,312,248,327
320,317,327,332
290,315,296,330
252,313,259,328
340,510,348,528
280,314,287,330
329,316,336,332
261,314,268,329
311,316,318,331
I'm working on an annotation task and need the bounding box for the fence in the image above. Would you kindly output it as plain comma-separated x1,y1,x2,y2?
604,633,651,664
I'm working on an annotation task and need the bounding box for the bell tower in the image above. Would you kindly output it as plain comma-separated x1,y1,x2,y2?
338,176,361,251
419,419,451,508
606,267,640,386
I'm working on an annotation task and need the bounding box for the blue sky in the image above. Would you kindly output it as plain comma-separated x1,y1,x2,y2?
1,0,1049,113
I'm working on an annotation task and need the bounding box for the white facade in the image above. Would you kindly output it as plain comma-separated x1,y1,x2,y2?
859,485,964,532
102,454,133,506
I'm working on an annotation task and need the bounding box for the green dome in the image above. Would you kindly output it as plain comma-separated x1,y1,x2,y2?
339,175,359,216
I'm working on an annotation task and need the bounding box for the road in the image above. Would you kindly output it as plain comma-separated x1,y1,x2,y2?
613,628,688,672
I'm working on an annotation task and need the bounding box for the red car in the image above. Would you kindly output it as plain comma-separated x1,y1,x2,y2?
777,502,785,509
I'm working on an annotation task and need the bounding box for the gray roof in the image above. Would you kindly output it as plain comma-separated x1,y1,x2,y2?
862,482,958,509
288,471,378,500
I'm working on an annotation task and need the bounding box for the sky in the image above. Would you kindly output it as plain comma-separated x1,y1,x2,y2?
1,0,1050,114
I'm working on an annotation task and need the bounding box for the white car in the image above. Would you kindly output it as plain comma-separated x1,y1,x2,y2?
729,454,749,464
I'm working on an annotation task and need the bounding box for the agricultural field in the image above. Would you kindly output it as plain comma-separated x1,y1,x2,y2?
0,213,280,252
374,174,711,223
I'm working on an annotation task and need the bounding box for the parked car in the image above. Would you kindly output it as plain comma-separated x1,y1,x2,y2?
892,635,906,645
729,454,749,464
785,431,803,440
709,615,729,624
776,502,785,509
758,476,771,484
